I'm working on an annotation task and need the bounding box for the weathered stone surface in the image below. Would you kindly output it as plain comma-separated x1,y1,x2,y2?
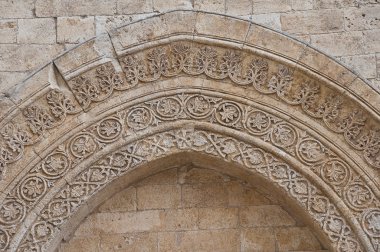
179,167,227,184
0,0,35,18
158,230,240,252
226,181,271,206
241,228,276,251
0,71,30,93
252,0,292,14
195,12,250,42
369,78,380,92
117,0,153,14
0,44,64,71
137,169,178,185
59,237,99,251
99,232,157,251
95,14,155,35
62,167,328,251
54,34,116,80
310,31,366,56
281,10,344,34
0,20,17,43
158,209,199,231
340,54,377,78
110,12,197,54
226,0,252,16
57,16,95,44
246,24,307,60
35,0,117,17
314,0,355,9
198,207,239,229
275,227,323,251
251,13,281,30
239,205,296,227
97,187,137,212
344,6,380,31
377,53,380,78
364,28,380,52
18,18,56,44
291,0,314,10
182,184,229,207
194,0,225,12
153,0,193,12
76,211,162,234
137,184,181,209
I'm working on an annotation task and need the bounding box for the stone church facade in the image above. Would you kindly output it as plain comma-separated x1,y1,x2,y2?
0,1,379,252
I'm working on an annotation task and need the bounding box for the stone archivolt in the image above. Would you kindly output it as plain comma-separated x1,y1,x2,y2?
0,11,379,252
0,90,377,251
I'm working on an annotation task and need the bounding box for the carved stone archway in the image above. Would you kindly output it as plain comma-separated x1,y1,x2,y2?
0,10,379,252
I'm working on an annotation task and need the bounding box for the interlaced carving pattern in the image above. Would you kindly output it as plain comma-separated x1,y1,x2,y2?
19,128,362,252
69,42,380,171
0,91,378,251
0,41,379,251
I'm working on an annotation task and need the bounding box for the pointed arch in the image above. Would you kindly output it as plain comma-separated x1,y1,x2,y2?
0,10,379,252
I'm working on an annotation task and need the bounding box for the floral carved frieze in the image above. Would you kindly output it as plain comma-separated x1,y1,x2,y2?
65,42,379,171
0,41,379,183
0,90,81,179
0,91,378,251
18,128,362,252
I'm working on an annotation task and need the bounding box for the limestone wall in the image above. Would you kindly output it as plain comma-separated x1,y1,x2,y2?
0,0,379,93
59,167,326,251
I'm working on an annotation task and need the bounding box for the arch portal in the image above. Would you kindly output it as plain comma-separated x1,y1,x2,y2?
0,10,379,252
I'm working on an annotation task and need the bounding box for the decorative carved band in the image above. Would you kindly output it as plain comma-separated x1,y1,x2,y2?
1,41,378,184
18,128,362,252
1,91,378,251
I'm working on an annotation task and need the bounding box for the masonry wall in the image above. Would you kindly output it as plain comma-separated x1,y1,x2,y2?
59,167,326,251
0,0,379,93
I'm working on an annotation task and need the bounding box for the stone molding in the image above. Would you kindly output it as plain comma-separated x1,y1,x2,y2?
0,10,379,252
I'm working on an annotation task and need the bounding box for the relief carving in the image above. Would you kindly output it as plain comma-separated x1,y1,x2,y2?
17,128,363,252
0,91,378,251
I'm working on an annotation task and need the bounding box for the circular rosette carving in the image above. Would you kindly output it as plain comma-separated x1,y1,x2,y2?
70,133,97,158
96,117,122,142
0,199,25,225
297,139,326,163
41,152,70,179
362,209,380,237
215,102,242,127
20,176,47,202
126,107,153,130
156,97,182,118
320,159,350,186
31,222,54,242
0,228,9,250
185,95,212,119
270,123,297,148
245,110,271,135
344,182,374,210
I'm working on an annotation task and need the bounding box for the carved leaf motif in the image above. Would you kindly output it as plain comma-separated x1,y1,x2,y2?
312,198,327,213
248,58,268,87
192,134,208,147
46,90,77,118
23,106,54,134
294,82,319,109
268,66,293,96
368,214,380,233
294,181,308,194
